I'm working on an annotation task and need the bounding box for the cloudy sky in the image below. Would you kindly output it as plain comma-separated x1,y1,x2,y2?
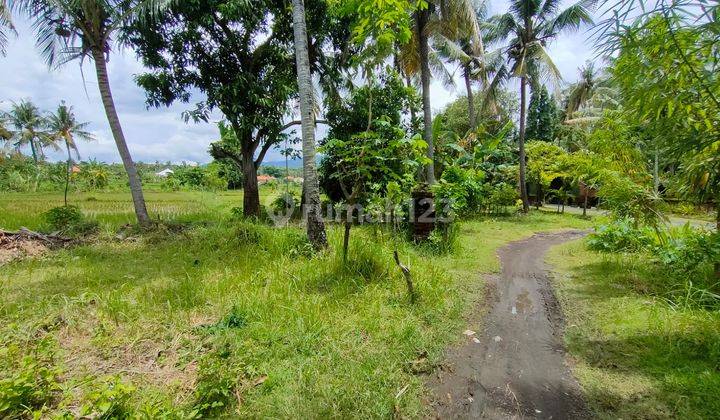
0,1,599,165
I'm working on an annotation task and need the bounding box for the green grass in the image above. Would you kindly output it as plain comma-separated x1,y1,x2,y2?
0,191,593,418
548,241,720,419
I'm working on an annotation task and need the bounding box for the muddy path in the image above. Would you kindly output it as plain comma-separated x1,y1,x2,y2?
428,230,588,419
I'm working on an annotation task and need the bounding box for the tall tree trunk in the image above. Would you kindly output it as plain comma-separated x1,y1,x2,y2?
28,135,39,192
518,76,530,213
28,136,38,164
464,66,476,131
416,9,435,184
405,75,417,124
653,148,660,194
65,140,72,207
343,221,351,261
716,204,719,279
292,0,328,249
92,48,151,227
583,191,588,217
241,146,260,217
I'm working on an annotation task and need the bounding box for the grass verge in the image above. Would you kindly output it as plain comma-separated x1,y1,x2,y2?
548,241,720,419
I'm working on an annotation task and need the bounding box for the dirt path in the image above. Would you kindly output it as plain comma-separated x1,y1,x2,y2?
429,231,588,419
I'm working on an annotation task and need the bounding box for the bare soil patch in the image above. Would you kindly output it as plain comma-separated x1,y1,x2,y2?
0,228,72,264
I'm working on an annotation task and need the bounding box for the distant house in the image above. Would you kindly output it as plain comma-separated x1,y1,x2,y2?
71,165,81,174
156,168,174,177
257,175,276,184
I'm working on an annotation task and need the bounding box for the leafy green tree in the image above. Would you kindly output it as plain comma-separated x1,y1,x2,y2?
12,0,164,226
525,85,558,142
554,122,589,152
320,71,416,202
127,0,339,219
47,102,95,205
603,8,719,276
586,113,648,181
489,0,594,212
261,166,285,179
438,86,518,137
525,140,566,207
559,150,601,216
322,119,427,259
610,14,719,212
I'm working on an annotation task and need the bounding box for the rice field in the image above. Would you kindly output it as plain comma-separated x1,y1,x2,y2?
0,191,245,231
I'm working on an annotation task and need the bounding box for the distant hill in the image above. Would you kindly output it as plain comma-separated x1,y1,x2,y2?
261,159,303,169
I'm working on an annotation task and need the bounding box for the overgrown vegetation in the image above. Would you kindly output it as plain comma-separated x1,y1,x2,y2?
0,191,592,417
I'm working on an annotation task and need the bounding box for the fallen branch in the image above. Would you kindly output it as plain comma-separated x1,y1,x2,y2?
393,250,416,304
0,228,73,248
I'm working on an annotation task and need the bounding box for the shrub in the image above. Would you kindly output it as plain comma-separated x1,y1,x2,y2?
190,353,239,417
42,205,97,235
487,183,518,214
0,343,62,418
588,221,720,308
654,226,720,275
5,171,29,192
160,176,182,192
587,219,654,253
597,174,663,228
426,222,461,255
79,377,135,419
434,166,485,216
43,205,83,229
269,191,301,221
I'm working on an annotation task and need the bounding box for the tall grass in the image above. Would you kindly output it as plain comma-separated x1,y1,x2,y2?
549,240,720,419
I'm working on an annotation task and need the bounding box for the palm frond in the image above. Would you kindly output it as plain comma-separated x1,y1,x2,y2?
428,48,456,90
0,0,16,55
433,34,471,64
511,0,543,22
547,0,595,36
527,41,562,84
480,60,508,114
485,12,518,45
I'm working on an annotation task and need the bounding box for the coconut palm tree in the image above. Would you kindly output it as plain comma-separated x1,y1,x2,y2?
563,63,619,125
1,0,15,55
2,99,57,190
10,0,171,227
489,0,595,212
565,61,597,117
291,0,327,249
47,101,95,206
2,99,46,164
402,0,482,184
434,0,493,131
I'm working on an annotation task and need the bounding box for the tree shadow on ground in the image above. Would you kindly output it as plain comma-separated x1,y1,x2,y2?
559,253,720,418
